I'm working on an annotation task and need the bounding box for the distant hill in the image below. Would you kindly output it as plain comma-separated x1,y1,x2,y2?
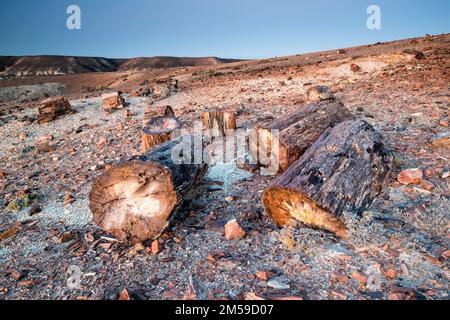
0,55,240,77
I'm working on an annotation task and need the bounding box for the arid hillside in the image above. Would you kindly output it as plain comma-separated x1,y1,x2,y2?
0,55,239,78
0,33,448,300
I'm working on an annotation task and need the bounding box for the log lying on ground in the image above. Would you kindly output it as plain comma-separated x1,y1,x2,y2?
102,92,125,114
262,120,393,239
141,116,180,153
89,136,208,244
200,109,237,139
37,97,73,124
143,105,175,124
249,100,354,174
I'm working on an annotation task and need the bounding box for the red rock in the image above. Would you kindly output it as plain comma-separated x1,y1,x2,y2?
0,171,6,179
118,288,131,300
397,168,423,185
385,268,397,279
151,240,161,255
63,193,75,206
419,179,434,191
441,250,450,260
431,132,450,148
224,219,246,240
255,271,269,281
350,63,360,72
351,271,367,284
388,292,406,300
439,120,448,127
36,142,52,153
385,247,400,258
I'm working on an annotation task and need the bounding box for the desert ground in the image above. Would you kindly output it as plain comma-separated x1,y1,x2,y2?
0,33,449,300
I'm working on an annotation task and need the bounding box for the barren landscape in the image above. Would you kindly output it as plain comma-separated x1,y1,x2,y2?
0,33,449,300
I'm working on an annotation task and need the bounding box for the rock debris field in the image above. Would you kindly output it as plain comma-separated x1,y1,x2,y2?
0,34,449,300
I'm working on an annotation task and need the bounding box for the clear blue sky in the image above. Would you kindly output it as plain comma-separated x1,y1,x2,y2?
0,0,449,59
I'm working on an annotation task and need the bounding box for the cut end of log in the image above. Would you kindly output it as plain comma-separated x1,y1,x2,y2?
262,187,348,239
141,116,181,153
89,160,177,244
143,116,180,135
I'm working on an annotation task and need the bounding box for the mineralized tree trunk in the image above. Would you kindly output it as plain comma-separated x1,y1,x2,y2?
262,120,393,238
89,136,208,244
249,100,354,174
141,116,180,153
200,109,237,139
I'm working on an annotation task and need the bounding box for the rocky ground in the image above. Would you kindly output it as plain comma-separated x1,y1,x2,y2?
0,34,449,300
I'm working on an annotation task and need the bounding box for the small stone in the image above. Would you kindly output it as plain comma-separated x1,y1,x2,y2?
10,270,24,280
442,172,450,179
441,250,450,260
36,142,51,153
439,120,448,127
224,219,246,240
18,132,27,141
37,135,53,144
305,85,334,102
255,271,270,281
419,179,434,191
63,193,75,206
0,171,6,179
351,271,367,284
385,268,397,279
151,240,161,255
431,132,450,148
97,137,108,148
60,231,74,243
267,278,290,290
397,168,423,185
350,63,360,72
118,288,131,300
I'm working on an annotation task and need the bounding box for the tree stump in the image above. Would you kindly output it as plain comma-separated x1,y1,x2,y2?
200,110,237,139
249,100,354,174
143,105,175,124
262,120,393,238
37,97,73,124
102,92,125,114
89,136,208,244
141,116,180,153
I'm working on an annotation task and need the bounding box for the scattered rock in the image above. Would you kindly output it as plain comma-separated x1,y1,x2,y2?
305,85,334,102
224,219,246,240
150,240,161,255
431,132,450,148
267,278,290,290
351,271,367,284
350,63,360,72
63,193,75,206
36,142,52,153
118,288,131,300
397,168,423,185
0,222,21,241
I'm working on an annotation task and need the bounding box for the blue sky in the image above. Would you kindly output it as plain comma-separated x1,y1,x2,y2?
0,0,449,59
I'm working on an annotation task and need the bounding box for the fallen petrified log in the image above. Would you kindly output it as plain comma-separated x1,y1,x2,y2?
141,116,180,153
249,100,354,174
262,120,393,238
200,109,237,139
102,92,125,114
37,96,73,124
89,136,208,244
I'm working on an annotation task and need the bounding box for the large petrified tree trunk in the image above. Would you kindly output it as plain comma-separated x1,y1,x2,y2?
200,109,237,139
262,120,393,239
89,136,208,244
141,116,180,153
249,100,354,174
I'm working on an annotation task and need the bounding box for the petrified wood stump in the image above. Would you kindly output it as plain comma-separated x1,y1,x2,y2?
37,96,73,124
249,100,354,174
143,105,175,124
200,110,237,139
102,92,125,114
89,136,208,244
141,116,180,153
262,120,393,238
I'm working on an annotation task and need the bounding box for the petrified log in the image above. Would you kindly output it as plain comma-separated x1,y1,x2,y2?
249,100,354,174
200,109,237,139
89,136,208,244
37,96,73,124
262,120,393,238
102,92,125,114
143,105,175,124
141,116,180,153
